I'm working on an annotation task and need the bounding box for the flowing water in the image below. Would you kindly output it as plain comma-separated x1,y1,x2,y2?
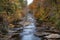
20,13,41,40
7,13,41,40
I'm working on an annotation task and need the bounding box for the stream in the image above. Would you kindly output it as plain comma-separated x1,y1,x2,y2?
20,13,41,40
7,13,41,40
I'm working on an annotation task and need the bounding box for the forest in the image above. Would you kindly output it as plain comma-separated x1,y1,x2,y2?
0,0,60,40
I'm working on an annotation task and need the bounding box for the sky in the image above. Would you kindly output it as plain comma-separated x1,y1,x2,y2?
27,0,33,5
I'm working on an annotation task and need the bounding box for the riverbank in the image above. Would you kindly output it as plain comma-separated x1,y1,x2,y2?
35,22,60,40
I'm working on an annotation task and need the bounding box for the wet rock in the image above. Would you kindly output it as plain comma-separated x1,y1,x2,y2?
45,34,60,38
34,32,50,37
14,25,23,28
9,34,21,40
0,29,8,35
24,22,31,26
15,29,23,33
0,17,3,24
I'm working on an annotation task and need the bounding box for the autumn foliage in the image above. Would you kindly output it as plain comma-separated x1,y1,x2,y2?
29,0,60,30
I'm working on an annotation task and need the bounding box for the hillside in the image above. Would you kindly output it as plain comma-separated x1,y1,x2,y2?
29,0,60,30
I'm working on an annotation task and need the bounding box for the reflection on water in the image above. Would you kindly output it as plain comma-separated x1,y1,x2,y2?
21,13,41,40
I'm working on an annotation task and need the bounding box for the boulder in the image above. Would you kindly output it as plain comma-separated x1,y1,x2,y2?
45,34,60,38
